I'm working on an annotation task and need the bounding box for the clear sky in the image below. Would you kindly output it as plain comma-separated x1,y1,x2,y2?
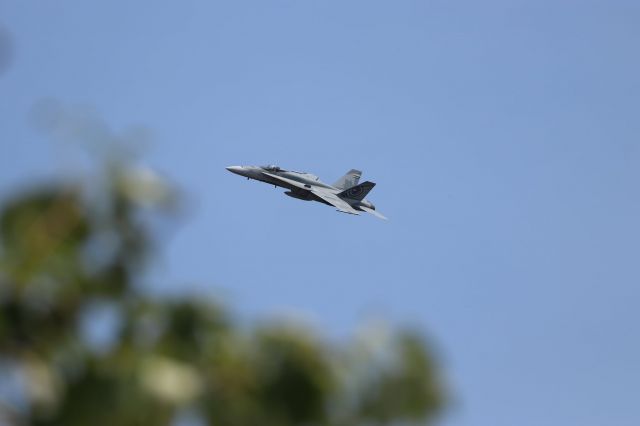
2,1,639,425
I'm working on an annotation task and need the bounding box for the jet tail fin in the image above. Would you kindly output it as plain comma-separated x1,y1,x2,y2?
333,169,362,189
338,181,375,201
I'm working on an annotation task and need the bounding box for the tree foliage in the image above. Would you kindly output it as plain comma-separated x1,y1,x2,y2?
0,163,445,425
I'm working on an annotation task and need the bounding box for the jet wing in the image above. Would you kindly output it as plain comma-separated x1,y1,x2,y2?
313,188,361,215
262,172,360,215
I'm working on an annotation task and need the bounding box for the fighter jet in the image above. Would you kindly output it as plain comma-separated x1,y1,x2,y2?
226,165,387,219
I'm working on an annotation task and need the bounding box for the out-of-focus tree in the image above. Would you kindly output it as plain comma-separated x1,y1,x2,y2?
0,158,446,425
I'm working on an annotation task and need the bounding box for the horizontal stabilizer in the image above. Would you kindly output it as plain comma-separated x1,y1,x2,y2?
360,206,387,220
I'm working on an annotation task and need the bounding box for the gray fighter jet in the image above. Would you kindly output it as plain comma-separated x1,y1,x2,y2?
226,165,387,219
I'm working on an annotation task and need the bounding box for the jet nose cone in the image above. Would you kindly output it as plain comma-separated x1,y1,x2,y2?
226,166,243,175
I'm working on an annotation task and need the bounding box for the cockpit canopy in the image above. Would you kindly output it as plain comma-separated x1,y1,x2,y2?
261,165,284,172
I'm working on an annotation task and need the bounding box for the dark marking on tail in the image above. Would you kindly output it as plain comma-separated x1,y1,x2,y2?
338,181,375,201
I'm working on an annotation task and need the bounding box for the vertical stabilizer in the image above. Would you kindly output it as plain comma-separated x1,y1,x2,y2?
333,169,362,189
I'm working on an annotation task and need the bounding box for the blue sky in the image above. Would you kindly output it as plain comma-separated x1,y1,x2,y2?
2,1,639,425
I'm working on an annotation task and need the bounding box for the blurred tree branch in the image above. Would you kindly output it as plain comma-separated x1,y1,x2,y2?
0,150,446,425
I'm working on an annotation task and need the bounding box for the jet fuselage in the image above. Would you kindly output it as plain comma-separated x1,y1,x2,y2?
226,165,380,215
